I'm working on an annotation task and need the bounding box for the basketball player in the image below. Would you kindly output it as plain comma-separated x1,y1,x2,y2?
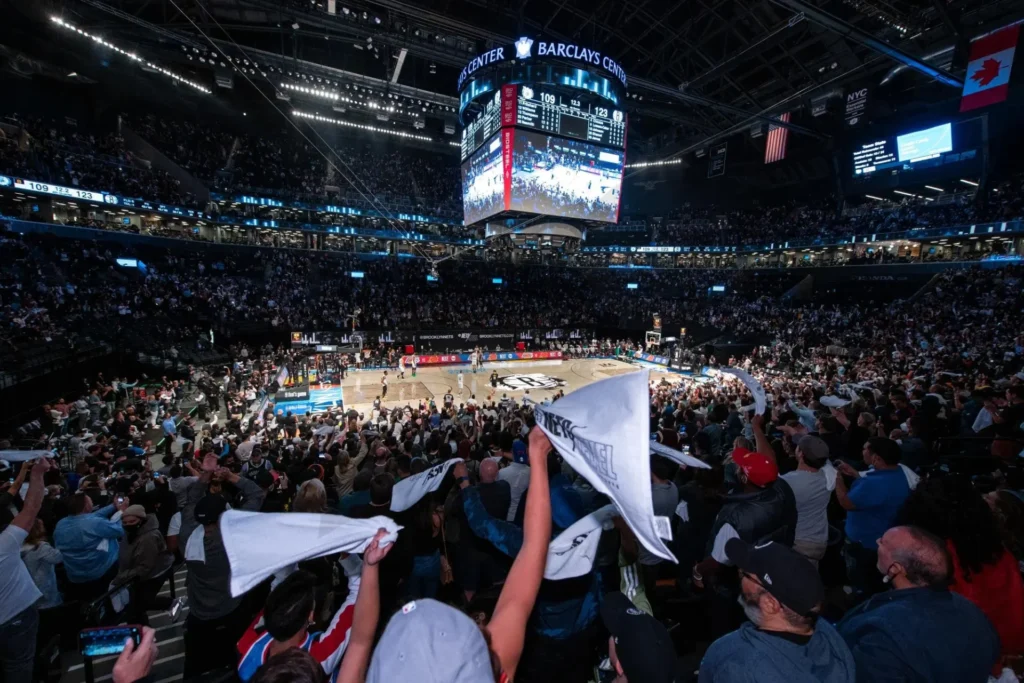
398,355,406,380
457,370,465,394
411,354,418,378
381,371,389,400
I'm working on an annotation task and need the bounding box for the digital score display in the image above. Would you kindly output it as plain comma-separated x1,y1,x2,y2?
516,86,625,149
460,91,502,161
852,139,897,176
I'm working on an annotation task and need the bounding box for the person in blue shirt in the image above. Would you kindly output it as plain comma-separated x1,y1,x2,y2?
834,437,910,597
53,492,127,603
162,409,180,457
836,525,1000,683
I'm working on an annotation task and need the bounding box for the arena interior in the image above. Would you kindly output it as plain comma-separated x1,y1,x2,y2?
1,0,1024,682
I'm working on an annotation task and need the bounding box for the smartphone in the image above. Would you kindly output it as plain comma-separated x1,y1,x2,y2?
80,626,141,657
116,496,125,505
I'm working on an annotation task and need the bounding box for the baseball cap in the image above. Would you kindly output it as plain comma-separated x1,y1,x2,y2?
792,434,829,463
601,593,678,683
726,539,824,616
731,448,778,487
194,494,228,525
366,599,492,683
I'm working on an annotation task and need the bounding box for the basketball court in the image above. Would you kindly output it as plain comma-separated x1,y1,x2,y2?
337,357,682,416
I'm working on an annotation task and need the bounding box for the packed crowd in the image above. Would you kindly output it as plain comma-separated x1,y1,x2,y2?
122,114,462,218
0,230,804,359
651,175,1024,247
2,299,1022,682
6,111,1024,253
0,114,199,208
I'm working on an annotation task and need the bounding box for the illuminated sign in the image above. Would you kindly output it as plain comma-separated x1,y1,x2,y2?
13,179,108,203
458,37,627,91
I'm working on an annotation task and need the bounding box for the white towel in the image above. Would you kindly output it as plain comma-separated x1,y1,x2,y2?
973,409,994,433
719,367,767,415
820,395,851,408
544,504,617,580
390,459,463,512
184,526,206,563
535,370,676,563
0,449,54,462
220,510,401,596
650,441,711,470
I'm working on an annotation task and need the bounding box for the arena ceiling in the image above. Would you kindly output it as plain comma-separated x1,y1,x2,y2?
7,0,1024,156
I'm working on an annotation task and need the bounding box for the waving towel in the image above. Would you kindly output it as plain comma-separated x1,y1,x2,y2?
220,510,401,596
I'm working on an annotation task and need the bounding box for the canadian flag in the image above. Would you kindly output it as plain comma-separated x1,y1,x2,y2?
960,24,1019,112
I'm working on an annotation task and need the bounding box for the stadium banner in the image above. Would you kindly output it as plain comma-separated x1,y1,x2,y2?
960,24,1019,112
407,350,564,366
290,328,593,350
502,127,515,211
632,350,671,366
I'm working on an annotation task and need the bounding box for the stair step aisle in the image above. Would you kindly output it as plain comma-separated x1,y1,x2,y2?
62,567,189,683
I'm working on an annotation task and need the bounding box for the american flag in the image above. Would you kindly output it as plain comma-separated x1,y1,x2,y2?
764,112,791,164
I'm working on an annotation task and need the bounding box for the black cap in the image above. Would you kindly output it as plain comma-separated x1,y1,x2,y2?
600,592,679,683
194,494,228,525
725,539,824,616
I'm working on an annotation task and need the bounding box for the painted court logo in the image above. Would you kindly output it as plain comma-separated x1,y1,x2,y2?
497,373,566,391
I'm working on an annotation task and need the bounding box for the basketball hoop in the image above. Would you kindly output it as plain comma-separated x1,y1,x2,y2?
646,330,662,347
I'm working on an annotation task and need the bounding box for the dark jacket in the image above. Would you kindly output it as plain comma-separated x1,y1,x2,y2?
836,587,1001,683
699,620,855,683
707,479,797,555
116,515,173,586
185,525,242,620
463,485,600,639
179,476,265,546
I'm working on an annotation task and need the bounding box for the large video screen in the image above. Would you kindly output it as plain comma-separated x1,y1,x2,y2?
461,132,505,225
896,123,952,163
852,119,977,178
510,130,624,222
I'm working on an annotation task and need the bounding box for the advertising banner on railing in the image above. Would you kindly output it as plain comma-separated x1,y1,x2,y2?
290,328,593,350
407,350,563,366
632,350,670,366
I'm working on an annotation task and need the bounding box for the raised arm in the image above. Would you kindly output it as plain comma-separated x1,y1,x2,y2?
336,531,392,683
750,414,775,461
487,427,552,681
10,459,53,532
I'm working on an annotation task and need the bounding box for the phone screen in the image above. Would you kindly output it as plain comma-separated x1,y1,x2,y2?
80,626,141,657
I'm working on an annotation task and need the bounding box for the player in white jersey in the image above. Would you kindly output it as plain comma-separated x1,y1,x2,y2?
398,355,405,380
457,371,465,393
411,354,418,378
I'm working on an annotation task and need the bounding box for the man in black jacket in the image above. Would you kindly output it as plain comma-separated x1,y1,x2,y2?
692,447,797,639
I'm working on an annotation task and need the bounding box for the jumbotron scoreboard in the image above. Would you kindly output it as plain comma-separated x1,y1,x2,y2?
457,36,629,226
461,85,626,162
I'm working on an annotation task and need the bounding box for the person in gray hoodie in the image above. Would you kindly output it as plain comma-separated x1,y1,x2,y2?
698,539,855,683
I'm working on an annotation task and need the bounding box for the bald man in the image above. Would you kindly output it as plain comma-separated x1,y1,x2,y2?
836,526,1000,683
455,457,511,602
479,458,500,484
